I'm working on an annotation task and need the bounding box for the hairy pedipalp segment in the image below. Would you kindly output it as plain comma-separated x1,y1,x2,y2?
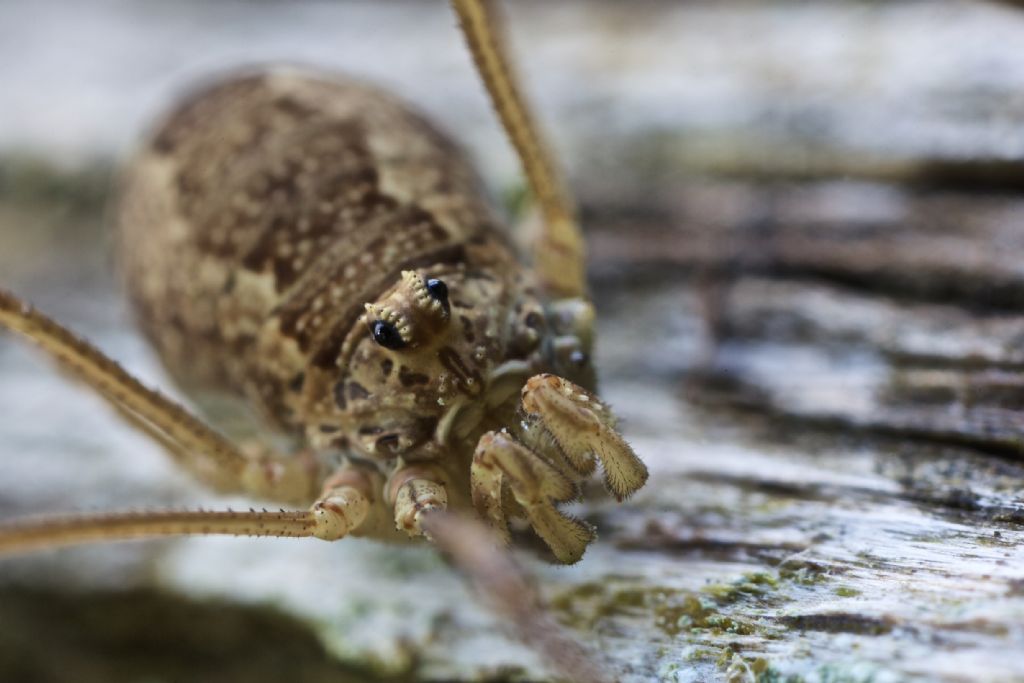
522,374,649,502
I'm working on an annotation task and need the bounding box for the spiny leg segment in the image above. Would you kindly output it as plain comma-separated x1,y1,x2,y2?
0,486,368,556
450,0,587,300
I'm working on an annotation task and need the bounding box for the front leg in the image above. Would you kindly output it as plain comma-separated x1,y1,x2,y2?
388,462,450,537
0,289,327,506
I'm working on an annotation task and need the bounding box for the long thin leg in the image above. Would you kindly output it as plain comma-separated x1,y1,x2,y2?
450,0,587,300
422,511,613,683
0,289,320,503
0,483,369,556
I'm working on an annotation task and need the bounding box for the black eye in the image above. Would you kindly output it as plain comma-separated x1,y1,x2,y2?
372,320,406,350
426,278,450,314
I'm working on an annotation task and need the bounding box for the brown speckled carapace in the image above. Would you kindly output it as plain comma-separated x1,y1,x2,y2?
0,0,647,566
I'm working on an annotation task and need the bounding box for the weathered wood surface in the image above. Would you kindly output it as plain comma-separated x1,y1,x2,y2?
3,1,1024,682
4,173,1024,683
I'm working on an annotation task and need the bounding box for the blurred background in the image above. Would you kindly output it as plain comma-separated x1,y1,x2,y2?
3,1,1024,681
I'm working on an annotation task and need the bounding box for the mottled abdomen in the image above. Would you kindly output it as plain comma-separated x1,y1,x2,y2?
117,67,518,430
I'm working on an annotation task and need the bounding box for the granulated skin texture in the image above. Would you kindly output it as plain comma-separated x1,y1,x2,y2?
119,69,525,430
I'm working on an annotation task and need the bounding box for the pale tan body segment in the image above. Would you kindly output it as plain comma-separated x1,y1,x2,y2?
0,0,647,567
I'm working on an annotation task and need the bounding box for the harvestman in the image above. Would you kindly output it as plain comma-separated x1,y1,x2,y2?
0,2,648,679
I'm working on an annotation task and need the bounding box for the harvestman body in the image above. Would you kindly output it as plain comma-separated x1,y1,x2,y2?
0,0,646,616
